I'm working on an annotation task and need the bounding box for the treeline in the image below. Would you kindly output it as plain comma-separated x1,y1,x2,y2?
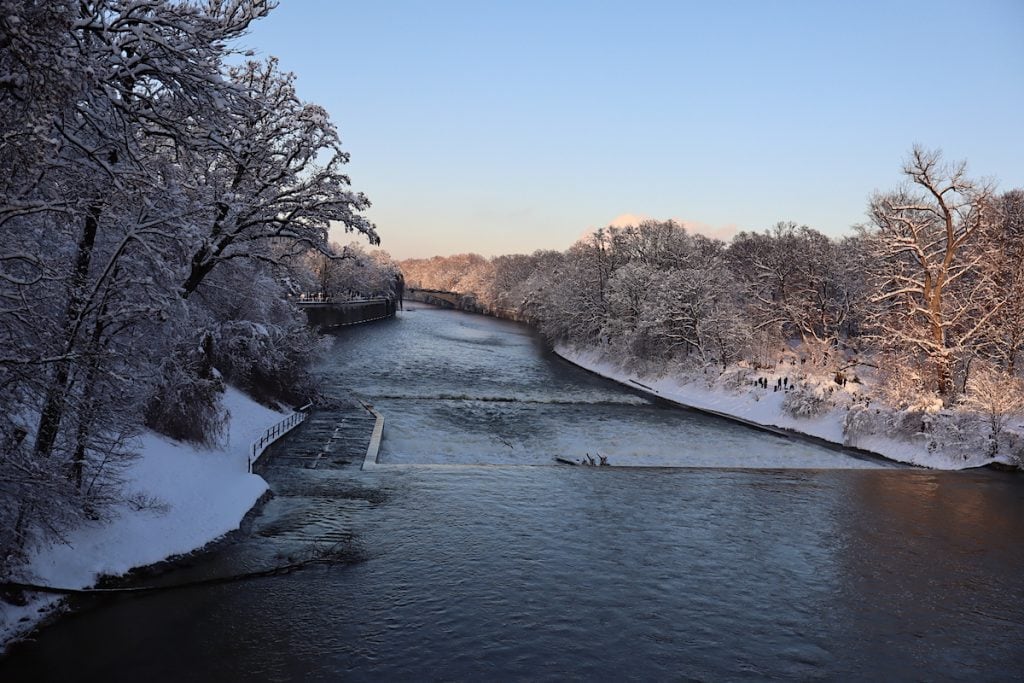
0,2,376,572
401,148,1024,420
304,242,402,302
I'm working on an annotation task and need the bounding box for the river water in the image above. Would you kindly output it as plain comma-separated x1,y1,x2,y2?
3,306,1023,681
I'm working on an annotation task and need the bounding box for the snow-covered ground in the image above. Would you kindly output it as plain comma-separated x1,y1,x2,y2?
1,387,287,652
556,344,1018,471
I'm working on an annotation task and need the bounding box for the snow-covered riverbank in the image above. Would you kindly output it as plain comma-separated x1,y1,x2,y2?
555,345,1019,471
1,388,288,652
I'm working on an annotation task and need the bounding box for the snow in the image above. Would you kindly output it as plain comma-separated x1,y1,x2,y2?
1,387,287,652
554,344,1009,472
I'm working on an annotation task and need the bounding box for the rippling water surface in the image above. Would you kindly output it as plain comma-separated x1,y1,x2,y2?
2,307,1022,681
336,307,887,468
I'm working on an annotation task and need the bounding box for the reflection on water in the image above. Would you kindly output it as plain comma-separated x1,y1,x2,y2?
2,308,1022,681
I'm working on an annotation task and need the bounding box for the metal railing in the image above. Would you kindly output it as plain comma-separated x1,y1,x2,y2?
295,294,393,305
248,409,309,473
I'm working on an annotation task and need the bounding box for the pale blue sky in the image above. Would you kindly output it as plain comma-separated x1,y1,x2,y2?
243,1,1024,259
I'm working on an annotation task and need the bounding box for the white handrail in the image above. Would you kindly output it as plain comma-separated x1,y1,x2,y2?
248,409,309,473
295,294,394,304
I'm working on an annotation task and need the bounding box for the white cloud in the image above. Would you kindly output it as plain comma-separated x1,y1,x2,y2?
608,212,650,228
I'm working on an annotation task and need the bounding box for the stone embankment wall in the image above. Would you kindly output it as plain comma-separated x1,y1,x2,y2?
299,298,396,330
405,288,524,322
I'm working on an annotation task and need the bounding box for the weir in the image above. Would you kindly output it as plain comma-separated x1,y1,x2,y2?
4,305,1023,682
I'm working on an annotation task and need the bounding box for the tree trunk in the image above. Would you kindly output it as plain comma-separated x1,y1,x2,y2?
181,188,239,299
928,284,954,399
181,230,235,299
180,256,215,299
13,502,29,556
70,285,111,490
33,204,101,458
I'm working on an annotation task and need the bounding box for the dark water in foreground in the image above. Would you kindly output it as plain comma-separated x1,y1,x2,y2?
2,307,1023,681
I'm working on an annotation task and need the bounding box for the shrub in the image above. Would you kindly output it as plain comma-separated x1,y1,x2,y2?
782,383,832,418
143,333,227,446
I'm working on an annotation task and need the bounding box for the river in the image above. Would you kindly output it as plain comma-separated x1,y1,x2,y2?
2,306,1022,680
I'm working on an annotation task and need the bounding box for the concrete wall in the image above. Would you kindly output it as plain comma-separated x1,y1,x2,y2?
405,288,461,309
406,289,526,322
299,298,396,330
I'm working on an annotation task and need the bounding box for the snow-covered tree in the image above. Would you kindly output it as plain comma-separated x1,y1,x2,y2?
180,57,377,298
643,255,747,365
1,0,276,568
510,250,566,322
979,190,1024,373
608,220,691,270
606,261,659,340
485,253,541,312
307,242,400,300
962,362,1024,457
531,241,611,344
0,0,379,572
862,146,1002,400
727,222,853,356
4,0,272,467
